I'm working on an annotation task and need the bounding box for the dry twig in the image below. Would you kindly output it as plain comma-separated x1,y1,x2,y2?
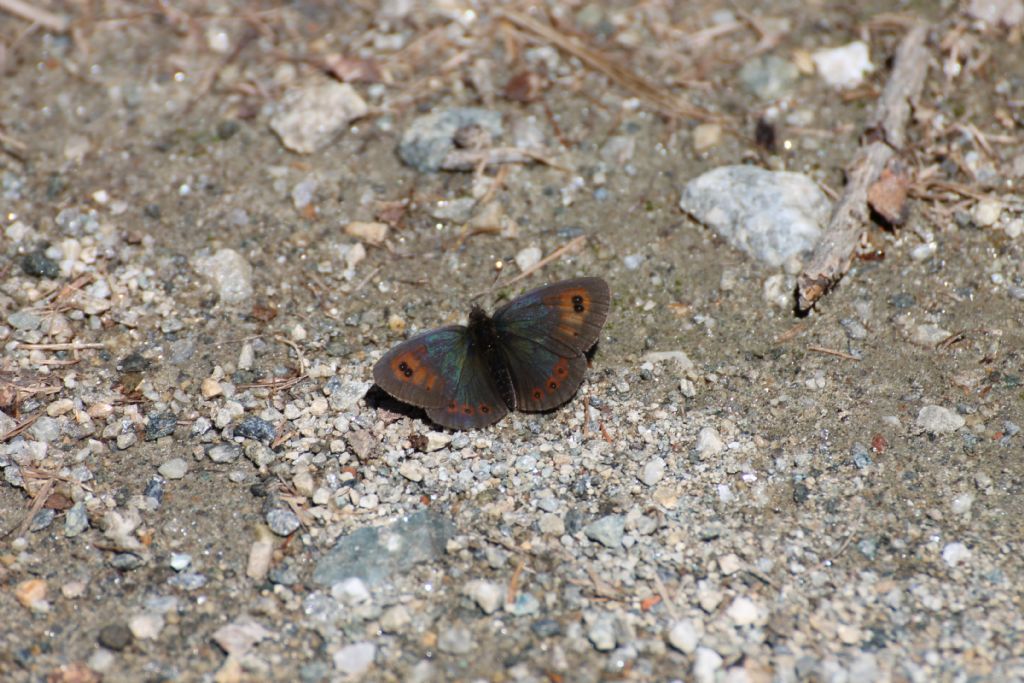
496,9,720,122
0,0,69,32
797,24,930,312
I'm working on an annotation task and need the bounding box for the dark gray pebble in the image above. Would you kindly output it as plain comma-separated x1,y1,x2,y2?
145,412,178,441
234,415,277,442
21,251,60,279
98,624,133,651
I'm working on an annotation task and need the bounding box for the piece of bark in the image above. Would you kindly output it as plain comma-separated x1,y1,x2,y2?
796,24,930,312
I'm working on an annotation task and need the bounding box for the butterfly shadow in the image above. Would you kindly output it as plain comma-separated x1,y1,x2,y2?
364,384,432,424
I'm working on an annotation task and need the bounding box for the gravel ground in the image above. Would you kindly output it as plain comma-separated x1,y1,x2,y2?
1,2,1023,682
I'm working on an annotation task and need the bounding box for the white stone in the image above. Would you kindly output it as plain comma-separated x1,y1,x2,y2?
333,642,376,678
380,604,411,632
726,596,760,626
465,580,504,615
398,461,426,482
640,457,666,486
812,41,874,89
694,647,724,683
973,198,1003,226
158,458,188,480
695,427,725,456
951,493,974,515
331,577,371,605
514,246,543,272
194,249,253,304
718,553,742,576
128,613,165,640
667,619,700,654
942,542,971,567
916,405,965,433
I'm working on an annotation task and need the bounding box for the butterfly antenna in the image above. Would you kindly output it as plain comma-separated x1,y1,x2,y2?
469,258,510,302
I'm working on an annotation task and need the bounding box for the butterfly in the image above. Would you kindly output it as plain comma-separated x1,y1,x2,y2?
373,277,610,430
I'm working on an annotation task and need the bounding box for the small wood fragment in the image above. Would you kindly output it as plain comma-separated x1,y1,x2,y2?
797,24,930,312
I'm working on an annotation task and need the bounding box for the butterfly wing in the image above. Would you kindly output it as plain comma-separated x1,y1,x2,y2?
425,342,509,430
373,325,509,429
492,277,611,412
492,277,610,356
373,326,469,410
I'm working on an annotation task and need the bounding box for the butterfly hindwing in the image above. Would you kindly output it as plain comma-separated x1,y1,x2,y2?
372,326,469,410
426,342,509,429
492,277,610,356
498,332,589,412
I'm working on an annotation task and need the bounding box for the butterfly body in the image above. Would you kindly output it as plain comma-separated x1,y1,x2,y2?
373,277,610,430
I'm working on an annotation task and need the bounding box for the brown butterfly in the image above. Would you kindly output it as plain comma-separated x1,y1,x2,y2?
373,277,611,429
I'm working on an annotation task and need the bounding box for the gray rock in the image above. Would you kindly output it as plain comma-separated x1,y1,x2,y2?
64,502,89,537
145,412,178,441
208,444,242,463
21,251,60,279
270,80,368,154
584,514,625,548
739,55,800,100
8,310,42,331
588,618,617,651
640,457,666,486
313,510,454,586
29,508,56,532
437,625,476,654
680,165,830,267
398,108,503,172
333,642,376,678
194,249,253,304
158,458,188,480
266,508,301,537
29,416,61,443
465,580,504,614
667,619,699,654
916,405,965,433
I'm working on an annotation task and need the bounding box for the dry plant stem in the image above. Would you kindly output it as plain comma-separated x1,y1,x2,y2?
797,23,930,313
501,235,587,288
496,9,719,123
0,0,69,32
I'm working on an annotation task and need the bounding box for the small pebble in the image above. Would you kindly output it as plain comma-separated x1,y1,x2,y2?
916,405,965,434
812,41,874,89
169,553,192,571
465,580,504,615
266,508,301,536
158,458,188,480
398,461,426,482
334,642,376,678
514,246,542,272
667,619,699,654
726,596,760,626
16,579,48,611
694,647,724,683
97,624,133,651
128,613,164,640
437,626,476,654
588,619,617,651
584,514,625,548
380,605,411,633
695,427,724,456
640,457,665,486
942,542,971,567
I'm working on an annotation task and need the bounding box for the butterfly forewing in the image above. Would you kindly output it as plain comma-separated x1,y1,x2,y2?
492,277,610,356
426,342,509,429
372,326,469,409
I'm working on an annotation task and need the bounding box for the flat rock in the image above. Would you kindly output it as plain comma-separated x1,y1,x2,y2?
398,107,503,172
680,165,830,267
270,80,368,154
313,510,454,586
916,405,965,434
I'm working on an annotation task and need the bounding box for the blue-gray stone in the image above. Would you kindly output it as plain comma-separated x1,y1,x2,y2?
145,412,178,441
22,251,60,279
679,165,829,267
29,508,55,532
584,514,625,548
739,55,799,100
313,510,455,586
64,501,89,537
234,415,277,442
398,108,504,172
851,442,872,469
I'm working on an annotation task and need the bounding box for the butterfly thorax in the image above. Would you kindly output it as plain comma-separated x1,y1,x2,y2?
467,305,517,410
